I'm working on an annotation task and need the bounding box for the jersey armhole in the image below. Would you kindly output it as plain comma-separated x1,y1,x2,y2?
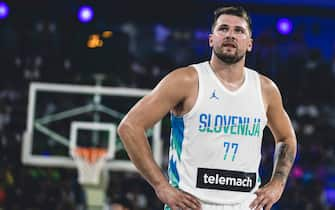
255,72,268,124
182,65,203,118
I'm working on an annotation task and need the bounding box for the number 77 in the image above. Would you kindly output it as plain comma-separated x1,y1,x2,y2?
223,142,239,161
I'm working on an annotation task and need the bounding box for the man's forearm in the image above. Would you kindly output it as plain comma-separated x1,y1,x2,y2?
118,123,168,189
271,141,296,186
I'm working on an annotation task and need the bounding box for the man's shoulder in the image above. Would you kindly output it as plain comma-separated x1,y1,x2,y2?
258,73,282,106
258,74,279,94
243,67,277,94
169,60,209,79
168,66,198,84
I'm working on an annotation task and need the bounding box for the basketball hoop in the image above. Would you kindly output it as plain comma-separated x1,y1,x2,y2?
69,122,116,186
72,147,108,185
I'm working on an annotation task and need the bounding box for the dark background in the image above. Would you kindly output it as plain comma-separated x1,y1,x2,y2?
1,0,335,209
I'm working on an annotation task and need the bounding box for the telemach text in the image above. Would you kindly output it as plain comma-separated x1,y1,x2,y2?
196,168,256,192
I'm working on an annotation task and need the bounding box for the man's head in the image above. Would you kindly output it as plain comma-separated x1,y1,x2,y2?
209,6,253,64
211,6,252,36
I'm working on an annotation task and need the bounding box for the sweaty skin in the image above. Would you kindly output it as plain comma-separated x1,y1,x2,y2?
118,14,296,210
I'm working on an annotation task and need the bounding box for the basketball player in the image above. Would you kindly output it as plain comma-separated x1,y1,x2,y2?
118,6,297,210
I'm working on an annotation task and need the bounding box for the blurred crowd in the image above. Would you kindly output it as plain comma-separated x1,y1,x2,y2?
1,9,335,210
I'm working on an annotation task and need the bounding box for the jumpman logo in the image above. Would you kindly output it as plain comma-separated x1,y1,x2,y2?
210,89,219,100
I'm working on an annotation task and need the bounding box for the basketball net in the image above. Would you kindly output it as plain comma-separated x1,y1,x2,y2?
72,147,108,185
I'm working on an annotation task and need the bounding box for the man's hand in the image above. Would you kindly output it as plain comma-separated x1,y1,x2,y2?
155,183,201,210
249,180,284,210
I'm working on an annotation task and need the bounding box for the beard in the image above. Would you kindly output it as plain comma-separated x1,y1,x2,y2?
213,47,245,64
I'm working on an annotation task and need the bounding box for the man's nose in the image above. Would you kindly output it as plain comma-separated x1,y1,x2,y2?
225,29,236,39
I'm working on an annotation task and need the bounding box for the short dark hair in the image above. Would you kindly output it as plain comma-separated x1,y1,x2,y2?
211,6,252,36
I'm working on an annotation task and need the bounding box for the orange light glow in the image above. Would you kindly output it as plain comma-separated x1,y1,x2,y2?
102,31,113,38
87,34,104,48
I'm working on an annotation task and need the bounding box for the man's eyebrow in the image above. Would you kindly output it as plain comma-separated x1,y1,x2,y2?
217,24,229,27
235,26,246,30
216,24,246,29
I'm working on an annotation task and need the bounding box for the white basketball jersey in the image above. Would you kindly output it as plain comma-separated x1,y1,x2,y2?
167,61,267,204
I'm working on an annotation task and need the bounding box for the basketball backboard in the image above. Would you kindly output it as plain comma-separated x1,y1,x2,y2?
22,82,163,172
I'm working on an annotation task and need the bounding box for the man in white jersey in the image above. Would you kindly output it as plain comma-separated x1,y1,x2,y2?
118,6,297,210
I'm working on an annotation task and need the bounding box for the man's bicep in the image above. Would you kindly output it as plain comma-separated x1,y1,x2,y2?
127,93,180,130
266,86,295,143
123,72,187,130
267,108,294,142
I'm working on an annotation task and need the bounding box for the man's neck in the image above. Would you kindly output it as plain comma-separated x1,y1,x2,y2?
209,55,246,84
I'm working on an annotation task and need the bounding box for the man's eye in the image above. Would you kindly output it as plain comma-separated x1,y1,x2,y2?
220,27,228,31
235,28,244,33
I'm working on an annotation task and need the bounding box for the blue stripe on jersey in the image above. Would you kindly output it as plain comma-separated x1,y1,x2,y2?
168,114,184,188
168,158,179,188
170,114,184,160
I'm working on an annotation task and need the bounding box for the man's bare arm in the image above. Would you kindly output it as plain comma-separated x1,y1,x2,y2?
251,76,297,210
272,141,296,186
117,67,201,209
266,80,297,187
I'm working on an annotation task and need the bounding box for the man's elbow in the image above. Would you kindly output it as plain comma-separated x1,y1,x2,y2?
117,120,131,140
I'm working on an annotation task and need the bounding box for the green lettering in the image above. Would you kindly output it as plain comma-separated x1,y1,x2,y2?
231,124,237,135
207,127,213,133
214,126,222,133
244,123,249,136
198,127,206,132
248,122,255,136
223,125,230,134
254,120,260,137
237,122,245,135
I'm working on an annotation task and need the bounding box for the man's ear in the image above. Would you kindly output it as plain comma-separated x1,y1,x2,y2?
209,34,214,48
247,38,253,52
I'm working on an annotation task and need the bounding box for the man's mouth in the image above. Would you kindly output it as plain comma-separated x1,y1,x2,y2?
223,43,237,48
